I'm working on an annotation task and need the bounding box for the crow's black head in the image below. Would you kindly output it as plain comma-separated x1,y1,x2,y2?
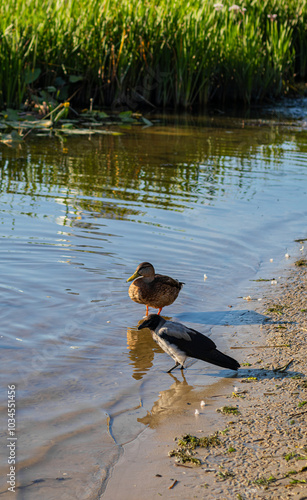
138,314,166,331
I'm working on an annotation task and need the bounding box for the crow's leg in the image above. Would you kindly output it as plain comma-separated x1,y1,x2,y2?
167,362,180,373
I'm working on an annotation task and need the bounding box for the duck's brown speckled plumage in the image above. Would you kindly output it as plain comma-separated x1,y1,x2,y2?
126,262,183,315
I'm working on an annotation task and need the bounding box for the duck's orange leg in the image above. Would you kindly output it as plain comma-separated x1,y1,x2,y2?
146,305,149,316
157,307,163,315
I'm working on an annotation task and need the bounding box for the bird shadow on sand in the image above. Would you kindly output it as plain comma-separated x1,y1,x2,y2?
175,309,293,326
163,362,303,381
238,367,304,380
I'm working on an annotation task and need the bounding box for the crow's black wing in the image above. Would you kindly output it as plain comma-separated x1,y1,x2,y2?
159,323,239,370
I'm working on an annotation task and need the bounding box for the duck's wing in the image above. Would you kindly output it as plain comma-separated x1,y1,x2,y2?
155,274,184,289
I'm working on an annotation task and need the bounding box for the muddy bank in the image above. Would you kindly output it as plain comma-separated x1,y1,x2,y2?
103,247,307,499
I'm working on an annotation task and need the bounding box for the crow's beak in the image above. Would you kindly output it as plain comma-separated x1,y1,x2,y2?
138,319,150,330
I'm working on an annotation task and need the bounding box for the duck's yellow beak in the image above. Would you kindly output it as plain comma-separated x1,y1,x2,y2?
126,270,140,282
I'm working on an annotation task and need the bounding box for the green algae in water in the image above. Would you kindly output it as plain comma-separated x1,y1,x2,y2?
217,406,240,415
218,470,236,481
168,449,201,465
266,304,285,314
169,432,221,465
295,259,307,267
254,475,276,486
284,451,307,461
177,433,221,449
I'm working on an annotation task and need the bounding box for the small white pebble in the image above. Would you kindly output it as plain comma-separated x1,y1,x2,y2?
70,346,80,349
200,400,206,407
16,338,23,342
271,280,277,285
300,246,304,252
258,298,262,301
243,295,252,301
107,321,111,323
285,253,290,258
203,274,207,281
234,386,239,392
270,258,274,262
195,409,199,415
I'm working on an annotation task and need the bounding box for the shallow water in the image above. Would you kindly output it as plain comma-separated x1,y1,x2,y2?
0,110,306,498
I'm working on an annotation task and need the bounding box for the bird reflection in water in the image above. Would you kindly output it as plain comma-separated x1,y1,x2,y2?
126,320,165,380
137,373,194,428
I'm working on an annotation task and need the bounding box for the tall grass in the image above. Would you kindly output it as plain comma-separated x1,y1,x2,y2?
0,0,306,109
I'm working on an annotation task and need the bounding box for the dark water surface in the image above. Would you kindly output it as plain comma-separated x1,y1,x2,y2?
0,112,306,498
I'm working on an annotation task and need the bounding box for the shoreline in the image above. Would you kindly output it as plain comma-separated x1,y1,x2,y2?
102,245,307,499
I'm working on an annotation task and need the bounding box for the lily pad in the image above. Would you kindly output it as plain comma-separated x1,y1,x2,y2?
24,68,41,84
0,131,23,144
59,128,122,136
45,86,57,93
141,116,153,127
119,111,135,123
96,111,109,119
4,120,52,129
1,109,20,121
61,123,74,129
69,75,83,83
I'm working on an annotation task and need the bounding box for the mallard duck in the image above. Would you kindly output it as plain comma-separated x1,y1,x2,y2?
138,314,240,373
126,262,183,315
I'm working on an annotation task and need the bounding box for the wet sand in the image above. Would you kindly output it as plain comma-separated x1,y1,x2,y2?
103,249,307,499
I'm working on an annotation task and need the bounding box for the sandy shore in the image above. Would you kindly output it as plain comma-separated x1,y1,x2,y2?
103,248,307,499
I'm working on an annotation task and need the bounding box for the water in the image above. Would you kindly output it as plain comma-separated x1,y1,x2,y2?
0,111,307,498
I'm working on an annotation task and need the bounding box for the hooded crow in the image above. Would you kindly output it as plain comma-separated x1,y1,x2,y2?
138,314,240,373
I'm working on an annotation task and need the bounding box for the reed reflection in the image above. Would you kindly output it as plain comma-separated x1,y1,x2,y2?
0,124,299,223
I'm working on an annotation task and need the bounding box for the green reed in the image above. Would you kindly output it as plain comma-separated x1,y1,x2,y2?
0,0,306,109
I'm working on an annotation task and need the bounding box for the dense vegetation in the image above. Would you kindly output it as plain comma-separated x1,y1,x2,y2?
1,0,306,110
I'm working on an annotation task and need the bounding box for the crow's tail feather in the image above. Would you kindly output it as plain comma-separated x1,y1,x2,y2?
203,349,240,371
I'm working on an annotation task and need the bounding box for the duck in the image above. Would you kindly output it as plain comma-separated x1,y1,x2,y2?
138,314,240,373
126,262,183,316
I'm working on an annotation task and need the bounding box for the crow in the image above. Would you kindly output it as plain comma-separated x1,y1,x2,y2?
138,314,240,373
